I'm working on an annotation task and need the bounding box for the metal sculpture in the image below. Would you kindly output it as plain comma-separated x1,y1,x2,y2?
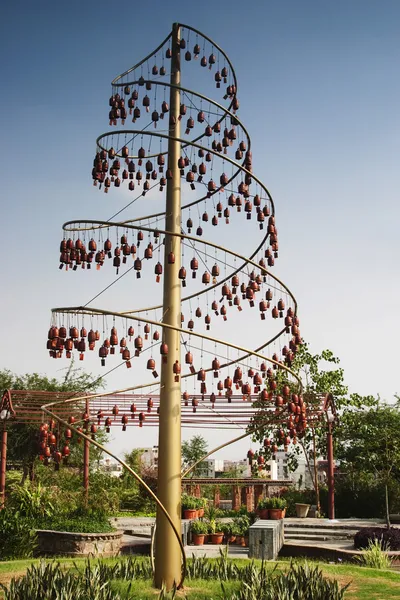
44,23,306,589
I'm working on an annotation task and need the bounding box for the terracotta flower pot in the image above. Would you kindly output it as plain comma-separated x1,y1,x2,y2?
228,535,236,544
198,508,204,518
235,535,246,546
258,508,269,519
192,533,205,546
269,508,284,520
210,533,224,544
183,509,197,520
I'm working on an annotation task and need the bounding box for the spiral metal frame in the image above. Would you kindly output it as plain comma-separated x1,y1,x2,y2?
44,23,305,589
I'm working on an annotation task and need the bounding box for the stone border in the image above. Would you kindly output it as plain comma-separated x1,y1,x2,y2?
36,529,124,557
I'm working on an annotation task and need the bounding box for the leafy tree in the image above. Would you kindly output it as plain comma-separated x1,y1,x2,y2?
335,401,400,527
0,363,103,482
250,343,361,509
182,434,208,477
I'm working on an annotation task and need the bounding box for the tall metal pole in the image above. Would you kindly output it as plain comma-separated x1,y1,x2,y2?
327,422,335,520
155,22,182,590
0,427,7,510
83,398,90,504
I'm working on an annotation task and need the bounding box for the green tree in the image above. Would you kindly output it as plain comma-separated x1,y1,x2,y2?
335,401,400,527
182,434,208,477
250,343,364,509
0,364,103,482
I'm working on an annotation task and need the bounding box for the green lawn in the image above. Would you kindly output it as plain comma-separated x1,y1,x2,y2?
1,556,400,599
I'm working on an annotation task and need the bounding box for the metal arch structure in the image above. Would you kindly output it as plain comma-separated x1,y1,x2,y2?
43,23,307,589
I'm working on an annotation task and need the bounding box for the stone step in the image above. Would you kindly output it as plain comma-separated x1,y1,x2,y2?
285,533,351,542
283,522,365,532
284,527,354,538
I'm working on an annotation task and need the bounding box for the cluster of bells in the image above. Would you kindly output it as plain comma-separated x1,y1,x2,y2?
107,38,234,128
47,291,301,368
91,134,258,209
59,204,276,277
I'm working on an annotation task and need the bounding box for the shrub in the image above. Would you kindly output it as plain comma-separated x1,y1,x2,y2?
354,526,400,550
355,539,392,569
232,515,250,536
0,510,37,559
35,515,115,534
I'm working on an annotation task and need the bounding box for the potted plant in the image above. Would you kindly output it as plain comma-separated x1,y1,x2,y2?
197,497,207,518
257,498,271,519
220,521,236,544
208,519,224,545
191,519,208,545
181,494,198,520
233,515,250,546
269,497,287,520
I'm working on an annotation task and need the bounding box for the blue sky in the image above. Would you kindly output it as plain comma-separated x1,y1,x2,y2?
1,1,399,460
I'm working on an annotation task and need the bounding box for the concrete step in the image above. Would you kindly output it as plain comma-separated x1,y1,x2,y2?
285,533,350,542
284,527,354,539
283,521,365,532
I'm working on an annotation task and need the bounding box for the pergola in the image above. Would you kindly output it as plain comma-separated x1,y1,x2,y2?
0,389,336,516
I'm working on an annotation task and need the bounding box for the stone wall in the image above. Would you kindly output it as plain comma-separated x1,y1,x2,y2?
36,529,123,557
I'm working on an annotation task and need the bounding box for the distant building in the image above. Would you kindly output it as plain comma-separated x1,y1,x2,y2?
139,446,159,468
97,458,123,477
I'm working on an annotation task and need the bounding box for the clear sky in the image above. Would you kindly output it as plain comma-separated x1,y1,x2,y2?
1,1,399,461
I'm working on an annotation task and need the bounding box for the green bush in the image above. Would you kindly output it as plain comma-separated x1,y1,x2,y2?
35,515,115,533
0,509,37,559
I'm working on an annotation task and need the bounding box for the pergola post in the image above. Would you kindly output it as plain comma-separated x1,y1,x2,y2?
0,428,7,510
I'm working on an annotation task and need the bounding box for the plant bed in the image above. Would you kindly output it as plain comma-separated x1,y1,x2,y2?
354,526,400,550
35,529,123,557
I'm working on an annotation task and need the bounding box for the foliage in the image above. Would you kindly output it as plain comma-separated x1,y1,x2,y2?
220,560,349,600
0,365,104,482
269,497,287,510
257,498,270,510
0,560,121,600
190,520,209,535
7,482,54,520
0,510,37,560
120,448,157,514
250,343,356,510
232,515,251,536
280,487,318,517
181,434,208,477
355,538,392,569
354,526,400,550
336,401,400,526
35,515,115,533
181,494,199,510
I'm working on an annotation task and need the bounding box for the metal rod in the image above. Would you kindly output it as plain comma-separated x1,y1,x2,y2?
327,422,335,520
0,427,7,510
154,22,182,591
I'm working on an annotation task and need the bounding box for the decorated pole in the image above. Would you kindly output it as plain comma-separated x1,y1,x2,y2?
155,22,182,588
43,21,308,591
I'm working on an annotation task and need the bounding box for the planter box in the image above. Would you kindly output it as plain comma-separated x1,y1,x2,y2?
36,529,123,557
295,503,310,518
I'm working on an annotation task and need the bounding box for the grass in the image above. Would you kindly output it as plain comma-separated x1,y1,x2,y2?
1,556,400,599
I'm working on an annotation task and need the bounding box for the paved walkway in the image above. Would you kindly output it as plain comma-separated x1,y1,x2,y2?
117,517,400,561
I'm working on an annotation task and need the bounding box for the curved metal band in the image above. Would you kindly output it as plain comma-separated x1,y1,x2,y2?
60,220,296,310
